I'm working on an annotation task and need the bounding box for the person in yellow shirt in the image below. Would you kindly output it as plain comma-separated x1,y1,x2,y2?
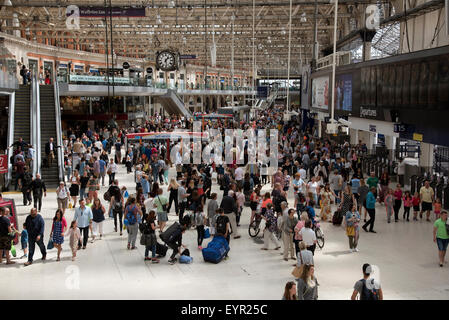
419,180,434,222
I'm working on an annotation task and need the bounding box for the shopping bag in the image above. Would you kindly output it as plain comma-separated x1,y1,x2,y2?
124,190,129,198
68,201,73,209
204,227,211,239
292,265,303,279
10,241,16,257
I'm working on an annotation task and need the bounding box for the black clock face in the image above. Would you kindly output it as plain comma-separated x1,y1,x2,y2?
157,51,176,71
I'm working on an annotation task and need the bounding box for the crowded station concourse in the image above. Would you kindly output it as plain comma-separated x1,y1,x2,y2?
0,0,448,302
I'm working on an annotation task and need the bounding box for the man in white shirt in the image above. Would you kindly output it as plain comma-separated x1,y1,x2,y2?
299,220,317,255
234,166,244,189
298,165,307,181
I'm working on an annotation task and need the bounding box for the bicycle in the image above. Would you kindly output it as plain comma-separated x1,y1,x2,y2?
248,212,262,237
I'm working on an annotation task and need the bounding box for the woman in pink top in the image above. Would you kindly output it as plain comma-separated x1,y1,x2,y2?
393,184,403,222
293,212,309,263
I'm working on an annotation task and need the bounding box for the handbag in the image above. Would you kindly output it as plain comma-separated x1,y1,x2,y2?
47,238,54,250
346,225,356,237
204,227,211,239
292,248,304,278
157,196,167,212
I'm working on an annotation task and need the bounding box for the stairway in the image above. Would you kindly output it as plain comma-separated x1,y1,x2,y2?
39,85,59,188
156,89,192,118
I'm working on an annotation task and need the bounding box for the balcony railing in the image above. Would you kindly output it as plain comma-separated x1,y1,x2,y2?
57,74,255,92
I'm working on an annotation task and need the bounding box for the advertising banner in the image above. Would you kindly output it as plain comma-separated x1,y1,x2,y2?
69,75,130,84
0,155,7,174
335,74,352,111
312,76,329,111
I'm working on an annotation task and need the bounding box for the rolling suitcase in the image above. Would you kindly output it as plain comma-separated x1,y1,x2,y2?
202,235,230,264
332,210,344,226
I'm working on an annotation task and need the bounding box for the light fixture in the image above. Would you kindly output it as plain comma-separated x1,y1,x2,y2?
2,0,12,6
300,12,307,23
156,14,162,24
168,0,175,8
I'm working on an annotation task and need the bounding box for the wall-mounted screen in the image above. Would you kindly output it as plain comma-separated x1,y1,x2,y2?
335,73,352,112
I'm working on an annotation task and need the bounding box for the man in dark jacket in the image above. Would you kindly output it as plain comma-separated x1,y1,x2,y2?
21,166,32,206
220,190,240,239
24,207,46,266
166,219,189,265
30,173,46,212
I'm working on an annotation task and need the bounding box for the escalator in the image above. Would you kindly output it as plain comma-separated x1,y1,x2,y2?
10,85,31,189
13,85,31,149
39,85,59,187
156,89,192,118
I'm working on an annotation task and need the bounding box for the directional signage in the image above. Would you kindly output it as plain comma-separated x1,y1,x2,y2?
180,55,197,59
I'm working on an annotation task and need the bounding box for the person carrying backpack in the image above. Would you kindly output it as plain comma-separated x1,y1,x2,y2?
351,263,383,300
215,208,230,260
124,196,142,250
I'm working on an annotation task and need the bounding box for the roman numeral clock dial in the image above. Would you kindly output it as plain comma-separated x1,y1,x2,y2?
156,50,178,71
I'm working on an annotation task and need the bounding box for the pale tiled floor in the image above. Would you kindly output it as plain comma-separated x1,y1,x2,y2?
1,153,448,300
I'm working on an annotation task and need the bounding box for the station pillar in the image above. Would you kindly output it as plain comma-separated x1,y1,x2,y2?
419,142,434,173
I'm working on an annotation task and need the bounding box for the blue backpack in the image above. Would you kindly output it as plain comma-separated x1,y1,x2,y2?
125,206,138,225
179,255,193,264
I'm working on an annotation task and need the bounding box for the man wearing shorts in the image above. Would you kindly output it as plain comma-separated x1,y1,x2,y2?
433,211,449,267
420,180,434,222
155,188,168,232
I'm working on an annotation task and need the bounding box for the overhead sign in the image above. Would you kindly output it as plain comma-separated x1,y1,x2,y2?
369,124,377,132
413,133,423,142
180,55,197,60
69,74,130,84
360,106,377,118
122,62,130,69
394,123,410,133
0,155,7,174
76,7,146,17
146,67,153,74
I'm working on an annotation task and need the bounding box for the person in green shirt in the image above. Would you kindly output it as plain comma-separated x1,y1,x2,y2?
433,211,449,267
366,172,379,199
155,188,169,232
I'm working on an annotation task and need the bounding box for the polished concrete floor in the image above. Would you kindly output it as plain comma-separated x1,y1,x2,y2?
1,154,448,300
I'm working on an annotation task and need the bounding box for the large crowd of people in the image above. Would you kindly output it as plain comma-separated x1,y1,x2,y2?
0,107,447,300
